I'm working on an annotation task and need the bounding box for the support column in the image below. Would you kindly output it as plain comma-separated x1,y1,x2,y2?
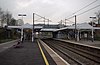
38,32,40,39
75,15,77,41
68,33,70,39
21,28,23,42
80,31,81,39
91,28,94,42
32,30,34,42
77,30,80,41
57,31,60,38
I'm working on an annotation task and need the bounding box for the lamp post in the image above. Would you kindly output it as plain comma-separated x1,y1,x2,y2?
18,14,26,42
32,13,35,42
18,14,26,23
90,17,96,42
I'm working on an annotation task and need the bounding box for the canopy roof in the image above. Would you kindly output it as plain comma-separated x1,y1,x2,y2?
56,23,100,31
8,23,43,29
8,23,100,32
40,23,100,32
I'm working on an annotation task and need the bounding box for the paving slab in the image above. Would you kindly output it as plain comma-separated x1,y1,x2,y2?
0,40,45,65
0,39,57,65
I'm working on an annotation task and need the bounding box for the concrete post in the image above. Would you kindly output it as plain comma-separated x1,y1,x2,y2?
32,13,35,42
32,30,34,42
90,17,96,42
21,28,23,42
77,30,80,41
80,31,81,39
91,28,94,42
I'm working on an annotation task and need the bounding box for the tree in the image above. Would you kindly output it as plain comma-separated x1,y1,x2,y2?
17,19,24,26
0,8,4,17
0,8,4,27
5,11,12,26
0,9,12,27
10,18,16,26
95,11,100,24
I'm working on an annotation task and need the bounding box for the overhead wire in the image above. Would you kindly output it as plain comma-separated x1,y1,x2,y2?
65,4,100,24
76,4,100,16
73,0,98,14
65,0,98,20
34,13,52,23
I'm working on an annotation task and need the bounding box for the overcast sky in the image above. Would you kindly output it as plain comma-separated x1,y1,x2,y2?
0,0,100,25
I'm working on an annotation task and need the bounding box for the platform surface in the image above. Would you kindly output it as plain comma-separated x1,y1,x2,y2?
0,40,56,65
57,39,100,48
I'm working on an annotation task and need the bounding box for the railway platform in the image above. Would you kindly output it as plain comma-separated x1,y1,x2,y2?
76,40,100,47
0,39,57,65
56,39,100,48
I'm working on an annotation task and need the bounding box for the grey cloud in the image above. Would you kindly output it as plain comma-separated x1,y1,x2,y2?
0,0,100,24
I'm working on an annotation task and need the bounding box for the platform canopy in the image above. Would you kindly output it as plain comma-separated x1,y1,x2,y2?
56,23,100,31
8,23,100,32
8,23,43,29
40,23,100,32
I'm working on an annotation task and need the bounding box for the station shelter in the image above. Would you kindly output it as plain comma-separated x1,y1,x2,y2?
41,23,100,41
8,23,43,42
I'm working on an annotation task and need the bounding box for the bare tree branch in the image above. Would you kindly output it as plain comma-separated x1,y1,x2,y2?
95,10,100,24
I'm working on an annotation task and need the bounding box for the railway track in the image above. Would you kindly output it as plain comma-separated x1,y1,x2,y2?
42,39,100,65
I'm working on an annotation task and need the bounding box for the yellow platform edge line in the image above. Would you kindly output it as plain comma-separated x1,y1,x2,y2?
37,40,49,65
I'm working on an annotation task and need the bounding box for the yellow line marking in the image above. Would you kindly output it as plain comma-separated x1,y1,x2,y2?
39,39,70,65
37,40,49,65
